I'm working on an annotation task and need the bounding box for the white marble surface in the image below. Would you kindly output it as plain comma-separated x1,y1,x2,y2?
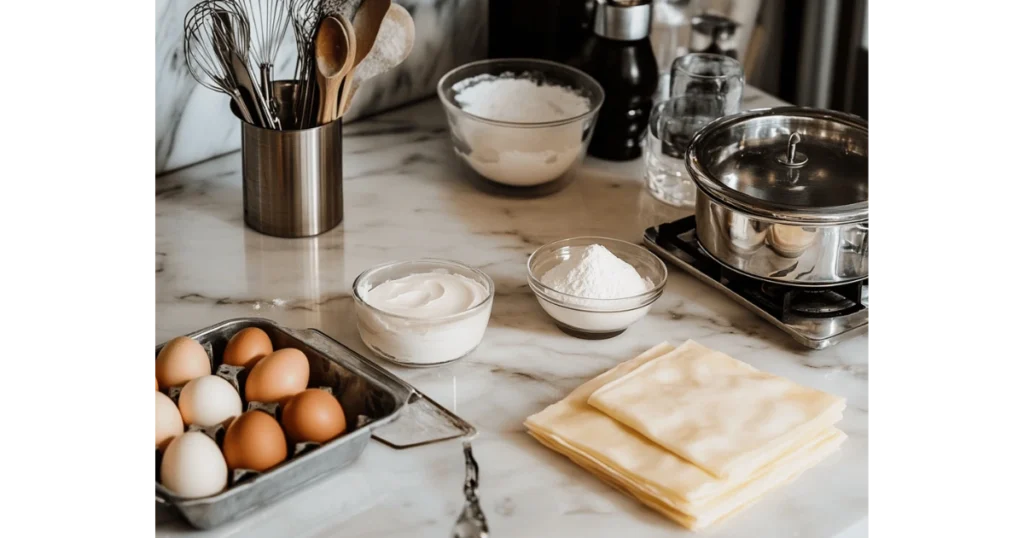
156,0,487,174
155,86,867,537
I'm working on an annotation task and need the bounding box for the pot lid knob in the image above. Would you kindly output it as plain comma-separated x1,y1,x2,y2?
777,133,809,168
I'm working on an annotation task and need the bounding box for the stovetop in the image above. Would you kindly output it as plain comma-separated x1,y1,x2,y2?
643,217,868,349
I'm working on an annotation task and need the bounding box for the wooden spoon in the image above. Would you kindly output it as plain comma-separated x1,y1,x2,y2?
314,15,356,125
339,3,415,117
335,0,392,119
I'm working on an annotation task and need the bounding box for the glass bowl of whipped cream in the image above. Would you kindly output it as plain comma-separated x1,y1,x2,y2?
437,59,604,197
527,237,667,339
353,259,495,367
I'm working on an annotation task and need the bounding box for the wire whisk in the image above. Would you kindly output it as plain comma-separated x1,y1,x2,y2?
185,0,279,128
235,0,290,106
289,0,326,127
184,1,257,125
290,0,324,78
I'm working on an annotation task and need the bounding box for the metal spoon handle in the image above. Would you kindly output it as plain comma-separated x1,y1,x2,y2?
452,442,488,538
463,442,480,496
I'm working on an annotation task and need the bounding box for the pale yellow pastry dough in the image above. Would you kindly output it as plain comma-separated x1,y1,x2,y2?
528,427,845,530
525,342,796,503
526,424,844,525
588,340,845,479
524,342,846,521
523,342,849,530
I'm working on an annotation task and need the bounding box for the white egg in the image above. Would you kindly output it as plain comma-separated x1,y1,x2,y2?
178,375,242,427
155,392,184,450
160,431,228,498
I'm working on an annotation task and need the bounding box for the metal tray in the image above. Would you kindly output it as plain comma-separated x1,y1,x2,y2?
155,317,476,529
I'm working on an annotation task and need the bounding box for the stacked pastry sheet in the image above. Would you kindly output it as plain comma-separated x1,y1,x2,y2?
524,341,847,531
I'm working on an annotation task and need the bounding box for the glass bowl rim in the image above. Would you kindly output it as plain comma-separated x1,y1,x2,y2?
526,236,668,307
352,258,495,322
436,58,605,128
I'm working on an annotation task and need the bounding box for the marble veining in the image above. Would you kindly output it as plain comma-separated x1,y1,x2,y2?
156,0,487,174
156,86,867,537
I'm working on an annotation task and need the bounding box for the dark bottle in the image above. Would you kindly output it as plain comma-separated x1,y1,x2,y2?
489,1,560,59
576,0,659,161
488,1,595,62
553,0,597,63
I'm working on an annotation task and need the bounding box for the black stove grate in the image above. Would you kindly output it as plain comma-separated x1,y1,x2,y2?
654,217,866,323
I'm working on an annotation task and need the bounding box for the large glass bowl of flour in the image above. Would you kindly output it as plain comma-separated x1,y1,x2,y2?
438,59,604,195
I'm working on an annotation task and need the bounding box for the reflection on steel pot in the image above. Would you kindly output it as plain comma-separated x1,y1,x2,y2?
723,209,768,256
686,107,868,286
768,225,819,259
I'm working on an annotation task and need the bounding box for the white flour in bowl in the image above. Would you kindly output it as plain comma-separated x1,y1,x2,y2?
535,244,656,333
540,244,653,301
451,74,593,186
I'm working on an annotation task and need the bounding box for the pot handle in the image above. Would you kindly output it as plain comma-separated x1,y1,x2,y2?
777,133,809,167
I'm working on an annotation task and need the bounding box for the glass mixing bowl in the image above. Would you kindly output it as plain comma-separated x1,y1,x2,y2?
527,237,668,339
437,59,604,197
353,259,495,367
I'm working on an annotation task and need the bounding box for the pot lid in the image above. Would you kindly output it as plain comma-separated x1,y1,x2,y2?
685,107,868,224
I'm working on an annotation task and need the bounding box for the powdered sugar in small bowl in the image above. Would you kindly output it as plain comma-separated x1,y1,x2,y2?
527,237,668,339
438,59,604,196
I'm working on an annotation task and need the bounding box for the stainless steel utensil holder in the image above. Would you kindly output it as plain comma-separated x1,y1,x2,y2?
231,80,343,238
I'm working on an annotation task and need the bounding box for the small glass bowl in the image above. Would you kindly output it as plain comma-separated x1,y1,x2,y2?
527,237,668,339
352,259,494,367
437,58,604,197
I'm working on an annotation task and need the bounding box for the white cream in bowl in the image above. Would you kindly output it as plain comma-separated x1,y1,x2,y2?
353,261,494,366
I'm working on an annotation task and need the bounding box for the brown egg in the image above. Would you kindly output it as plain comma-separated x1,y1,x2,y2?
244,348,310,404
156,377,159,391
223,327,273,369
282,389,347,443
156,336,211,389
222,410,287,472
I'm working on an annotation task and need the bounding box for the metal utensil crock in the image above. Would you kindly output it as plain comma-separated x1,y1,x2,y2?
686,107,868,286
231,80,343,238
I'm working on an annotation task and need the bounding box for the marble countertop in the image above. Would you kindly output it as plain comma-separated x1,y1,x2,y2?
156,87,867,538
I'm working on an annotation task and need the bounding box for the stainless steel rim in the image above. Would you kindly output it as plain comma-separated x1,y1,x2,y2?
686,106,868,225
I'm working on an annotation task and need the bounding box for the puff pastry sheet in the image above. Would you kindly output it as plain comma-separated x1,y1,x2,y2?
588,340,845,479
524,342,847,530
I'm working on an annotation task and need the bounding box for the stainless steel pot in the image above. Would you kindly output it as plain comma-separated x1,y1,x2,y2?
685,107,868,287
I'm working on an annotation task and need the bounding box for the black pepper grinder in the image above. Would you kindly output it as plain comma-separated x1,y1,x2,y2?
576,0,659,161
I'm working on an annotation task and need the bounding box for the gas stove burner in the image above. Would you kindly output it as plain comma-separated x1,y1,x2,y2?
642,216,868,349
782,289,857,317
761,285,859,319
755,280,866,322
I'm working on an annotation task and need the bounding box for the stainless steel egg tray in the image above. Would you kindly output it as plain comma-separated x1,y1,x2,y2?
155,317,476,530
156,364,350,487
